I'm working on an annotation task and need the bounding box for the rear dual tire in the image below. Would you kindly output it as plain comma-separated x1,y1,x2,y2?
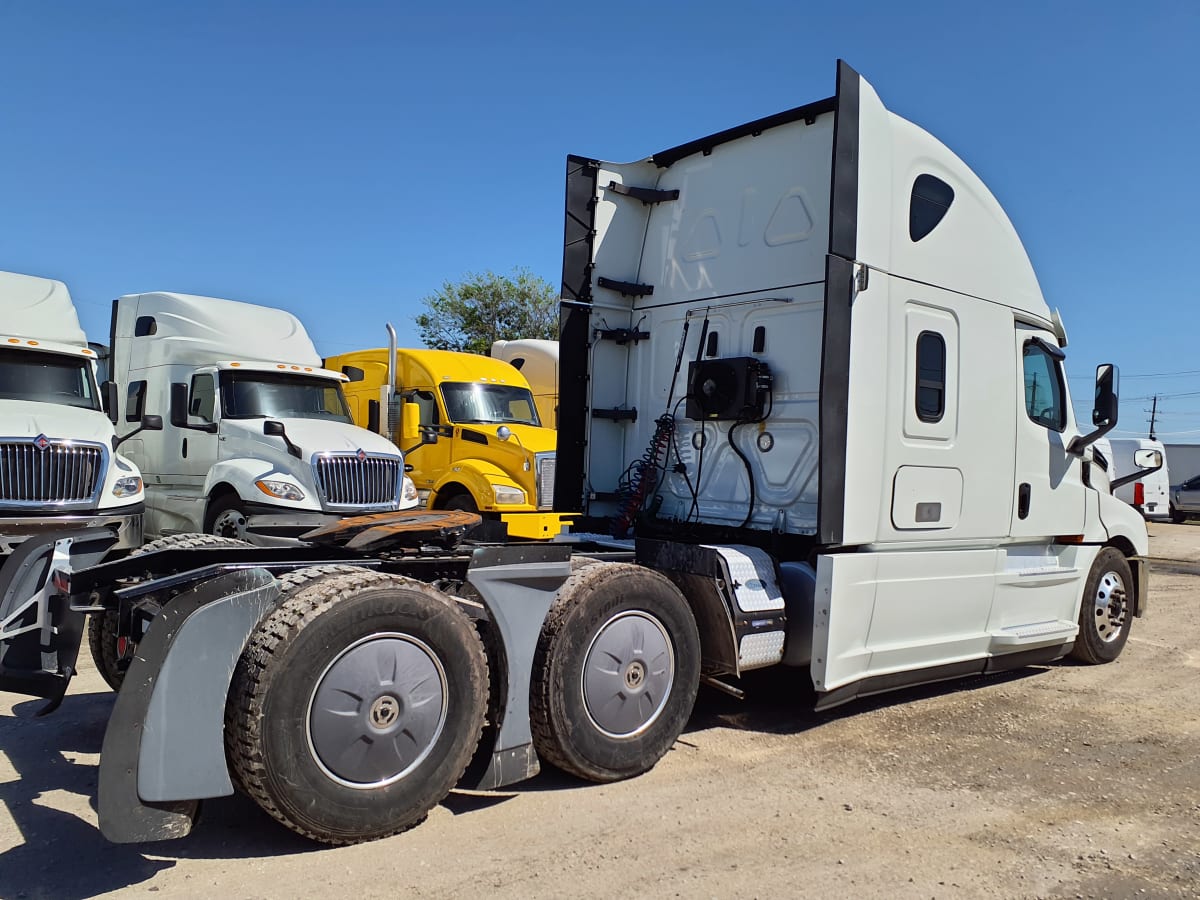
225,572,487,845
530,562,701,783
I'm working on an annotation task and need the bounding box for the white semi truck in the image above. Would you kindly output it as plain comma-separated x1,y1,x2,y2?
108,292,418,540
0,271,158,555
0,62,1153,847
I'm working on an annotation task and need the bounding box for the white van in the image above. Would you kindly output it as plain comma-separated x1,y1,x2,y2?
0,271,157,553
1102,438,1170,520
109,292,417,540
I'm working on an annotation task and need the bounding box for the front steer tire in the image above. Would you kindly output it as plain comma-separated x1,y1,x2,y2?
1070,547,1134,665
225,572,488,845
530,562,701,783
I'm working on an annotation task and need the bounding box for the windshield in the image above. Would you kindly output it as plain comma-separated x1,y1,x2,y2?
440,383,540,426
219,371,352,423
0,348,100,410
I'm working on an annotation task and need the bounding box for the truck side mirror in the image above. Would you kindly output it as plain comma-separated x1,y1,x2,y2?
401,402,421,444
1068,364,1119,455
1110,447,1164,491
101,381,119,424
263,419,303,459
169,382,189,428
113,413,165,449
1134,448,1162,469
1092,364,1118,426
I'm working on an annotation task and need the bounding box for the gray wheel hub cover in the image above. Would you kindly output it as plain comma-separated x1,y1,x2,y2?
307,633,448,788
582,611,675,738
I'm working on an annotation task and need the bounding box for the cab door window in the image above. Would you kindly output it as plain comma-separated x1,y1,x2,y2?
189,374,217,423
1022,341,1066,432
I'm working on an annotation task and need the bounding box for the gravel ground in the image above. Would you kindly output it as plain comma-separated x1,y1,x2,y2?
2,525,1198,899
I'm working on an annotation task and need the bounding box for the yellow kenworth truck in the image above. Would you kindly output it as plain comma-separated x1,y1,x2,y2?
326,328,568,539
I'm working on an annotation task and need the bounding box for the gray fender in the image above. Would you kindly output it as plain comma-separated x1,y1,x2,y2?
98,567,279,843
463,544,571,790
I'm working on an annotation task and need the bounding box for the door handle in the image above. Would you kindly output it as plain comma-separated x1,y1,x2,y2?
1018,482,1031,519
182,438,188,459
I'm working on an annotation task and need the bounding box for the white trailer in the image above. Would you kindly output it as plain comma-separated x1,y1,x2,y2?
0,62,1153,848
109,292,418,540
0,271,158,554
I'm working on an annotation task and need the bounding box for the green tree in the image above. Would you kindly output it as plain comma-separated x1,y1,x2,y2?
415,268,558,355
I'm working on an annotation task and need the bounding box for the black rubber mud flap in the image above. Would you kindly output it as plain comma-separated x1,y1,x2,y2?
98,567,279,843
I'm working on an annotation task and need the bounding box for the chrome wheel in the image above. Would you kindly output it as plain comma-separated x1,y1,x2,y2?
1093,569,1128,644
581,611,675,739
307,633,448,788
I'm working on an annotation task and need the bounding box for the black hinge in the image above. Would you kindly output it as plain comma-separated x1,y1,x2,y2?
597,277,653,298
591,407,638,422
607,181,680,205
597,327,651,345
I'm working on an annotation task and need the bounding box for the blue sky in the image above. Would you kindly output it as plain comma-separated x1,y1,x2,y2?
2,1,1197,440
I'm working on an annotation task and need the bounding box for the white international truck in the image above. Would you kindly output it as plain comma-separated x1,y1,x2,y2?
108,292,417,540
0,270,158,555
0,63,1154,848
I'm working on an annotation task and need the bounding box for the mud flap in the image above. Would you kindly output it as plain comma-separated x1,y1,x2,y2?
98,568,279,843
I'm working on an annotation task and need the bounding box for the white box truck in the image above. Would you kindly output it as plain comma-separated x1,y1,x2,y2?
0,271,158,554
109,292,418,540
0,63,1158,848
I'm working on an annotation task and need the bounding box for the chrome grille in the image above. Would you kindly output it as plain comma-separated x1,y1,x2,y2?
535,453,556,510
0,440,105,505
312,453,402,509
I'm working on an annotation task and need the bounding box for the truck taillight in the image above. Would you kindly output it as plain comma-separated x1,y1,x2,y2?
1134,482,1144,507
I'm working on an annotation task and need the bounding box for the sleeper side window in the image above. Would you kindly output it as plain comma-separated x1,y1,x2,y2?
1022,342,1066,432
915,331,946,423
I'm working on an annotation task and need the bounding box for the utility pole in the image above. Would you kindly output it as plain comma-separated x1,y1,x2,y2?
1148,394,1158,440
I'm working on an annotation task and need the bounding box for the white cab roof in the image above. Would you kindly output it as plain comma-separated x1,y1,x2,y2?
0,270,88,348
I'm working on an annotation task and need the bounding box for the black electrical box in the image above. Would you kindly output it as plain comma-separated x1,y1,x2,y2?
685,357,772,421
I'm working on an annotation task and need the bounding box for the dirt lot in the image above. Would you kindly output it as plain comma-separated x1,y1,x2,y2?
2,525,1198,899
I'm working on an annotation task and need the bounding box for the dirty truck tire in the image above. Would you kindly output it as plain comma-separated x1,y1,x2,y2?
530,562,700,783
225,573,488,845
87,611,124,691
441,492,478,513
1171,505,1186,524
224,565,397,796
1070,547,1134,665
87,533,252,691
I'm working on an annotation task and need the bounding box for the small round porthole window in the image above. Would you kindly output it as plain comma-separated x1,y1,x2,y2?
909,174,954,242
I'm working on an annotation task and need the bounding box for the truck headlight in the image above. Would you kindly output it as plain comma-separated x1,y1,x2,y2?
255,479,305,501
402,476,418,503
111,476,143,498
492,485,526,505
